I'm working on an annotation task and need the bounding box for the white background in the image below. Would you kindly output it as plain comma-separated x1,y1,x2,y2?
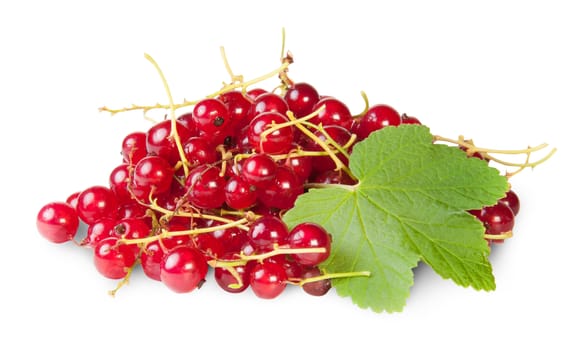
1,1,580,349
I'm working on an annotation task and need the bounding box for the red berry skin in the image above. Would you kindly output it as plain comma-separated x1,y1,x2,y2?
288,222,331,266
257,166,303,210
160,246,208,293
82,217,116,247
214,253,254,293
401,114,422,125
248,92,289,120
311,97,353,129
66,192,80,210
93,237,139,279
36,202,79,243
354,104,401,140
247,216,289,252
241,153,278,189
185,165,226,209
109,164,133,204
224,175,258,210
146,119,191,165
121,131,148,165
498,190,520,216
284,82,319,117
247,112,294,154
301,266,331,296
141,235,194,281
76,186,119,225
133,155,174,195
249,261,288,299
470,202,515,244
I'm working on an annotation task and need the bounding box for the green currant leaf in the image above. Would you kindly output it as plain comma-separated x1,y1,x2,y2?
283,125,509,313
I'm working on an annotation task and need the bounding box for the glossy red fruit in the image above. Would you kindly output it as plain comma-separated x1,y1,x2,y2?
311,97,353,129
214,253,254,293
82,217,116,247
248,92,289,119
284,82,319,117
249,261,288,299
247,112,294,154
113,217,151,240
93,237,139,279
224,175,258,210
257,166,303,210
185,165,226,209
470,202,515,244
354,104,401,140
160,246,208,293
76,186,119,225
109,164,133,204
141,235,193,281
401,114,422,125
192,98,232,145
241,153,278,189
218,90,253,127
36,202,79,243
133,155,174,195
247,216,289,252
146,119,191,165
121,131,148,165
302,125,352,174
183,136,219,167
498,189,520,216
288,222,331,266
301,266,331,296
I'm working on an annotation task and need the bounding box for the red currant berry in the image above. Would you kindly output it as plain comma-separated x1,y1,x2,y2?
218,90,253,127
76,186,119,225
284,82,319,117
146,119,191,165
247,112,294,154
141,234,194,281
301,266,331,296
133,155,174,195
498,189,520,216
81,217,116,247
401,113,422,125
210,223,248,254
93,237,139,279
246,88,268,100
66,192,80,210
288,222,331,266
192,98,232,144
160,246,208,293
224,175,258,210
248,92,289,120
470,202,515,244
257,165,303,210
185,165,226,209
214,253,254,293
36,202,79,243
282,153,312,183
249,261,288,299
113,217,151,240
241,153,277,189
311,97,353,129
247,216,289,252
109,164,133,204
121,131,148,165
353,104,401,140
192,233,225,261
182,136,219,167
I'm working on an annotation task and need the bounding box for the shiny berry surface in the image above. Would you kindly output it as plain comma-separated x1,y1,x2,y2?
160,246,208,293
36,202,79,243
